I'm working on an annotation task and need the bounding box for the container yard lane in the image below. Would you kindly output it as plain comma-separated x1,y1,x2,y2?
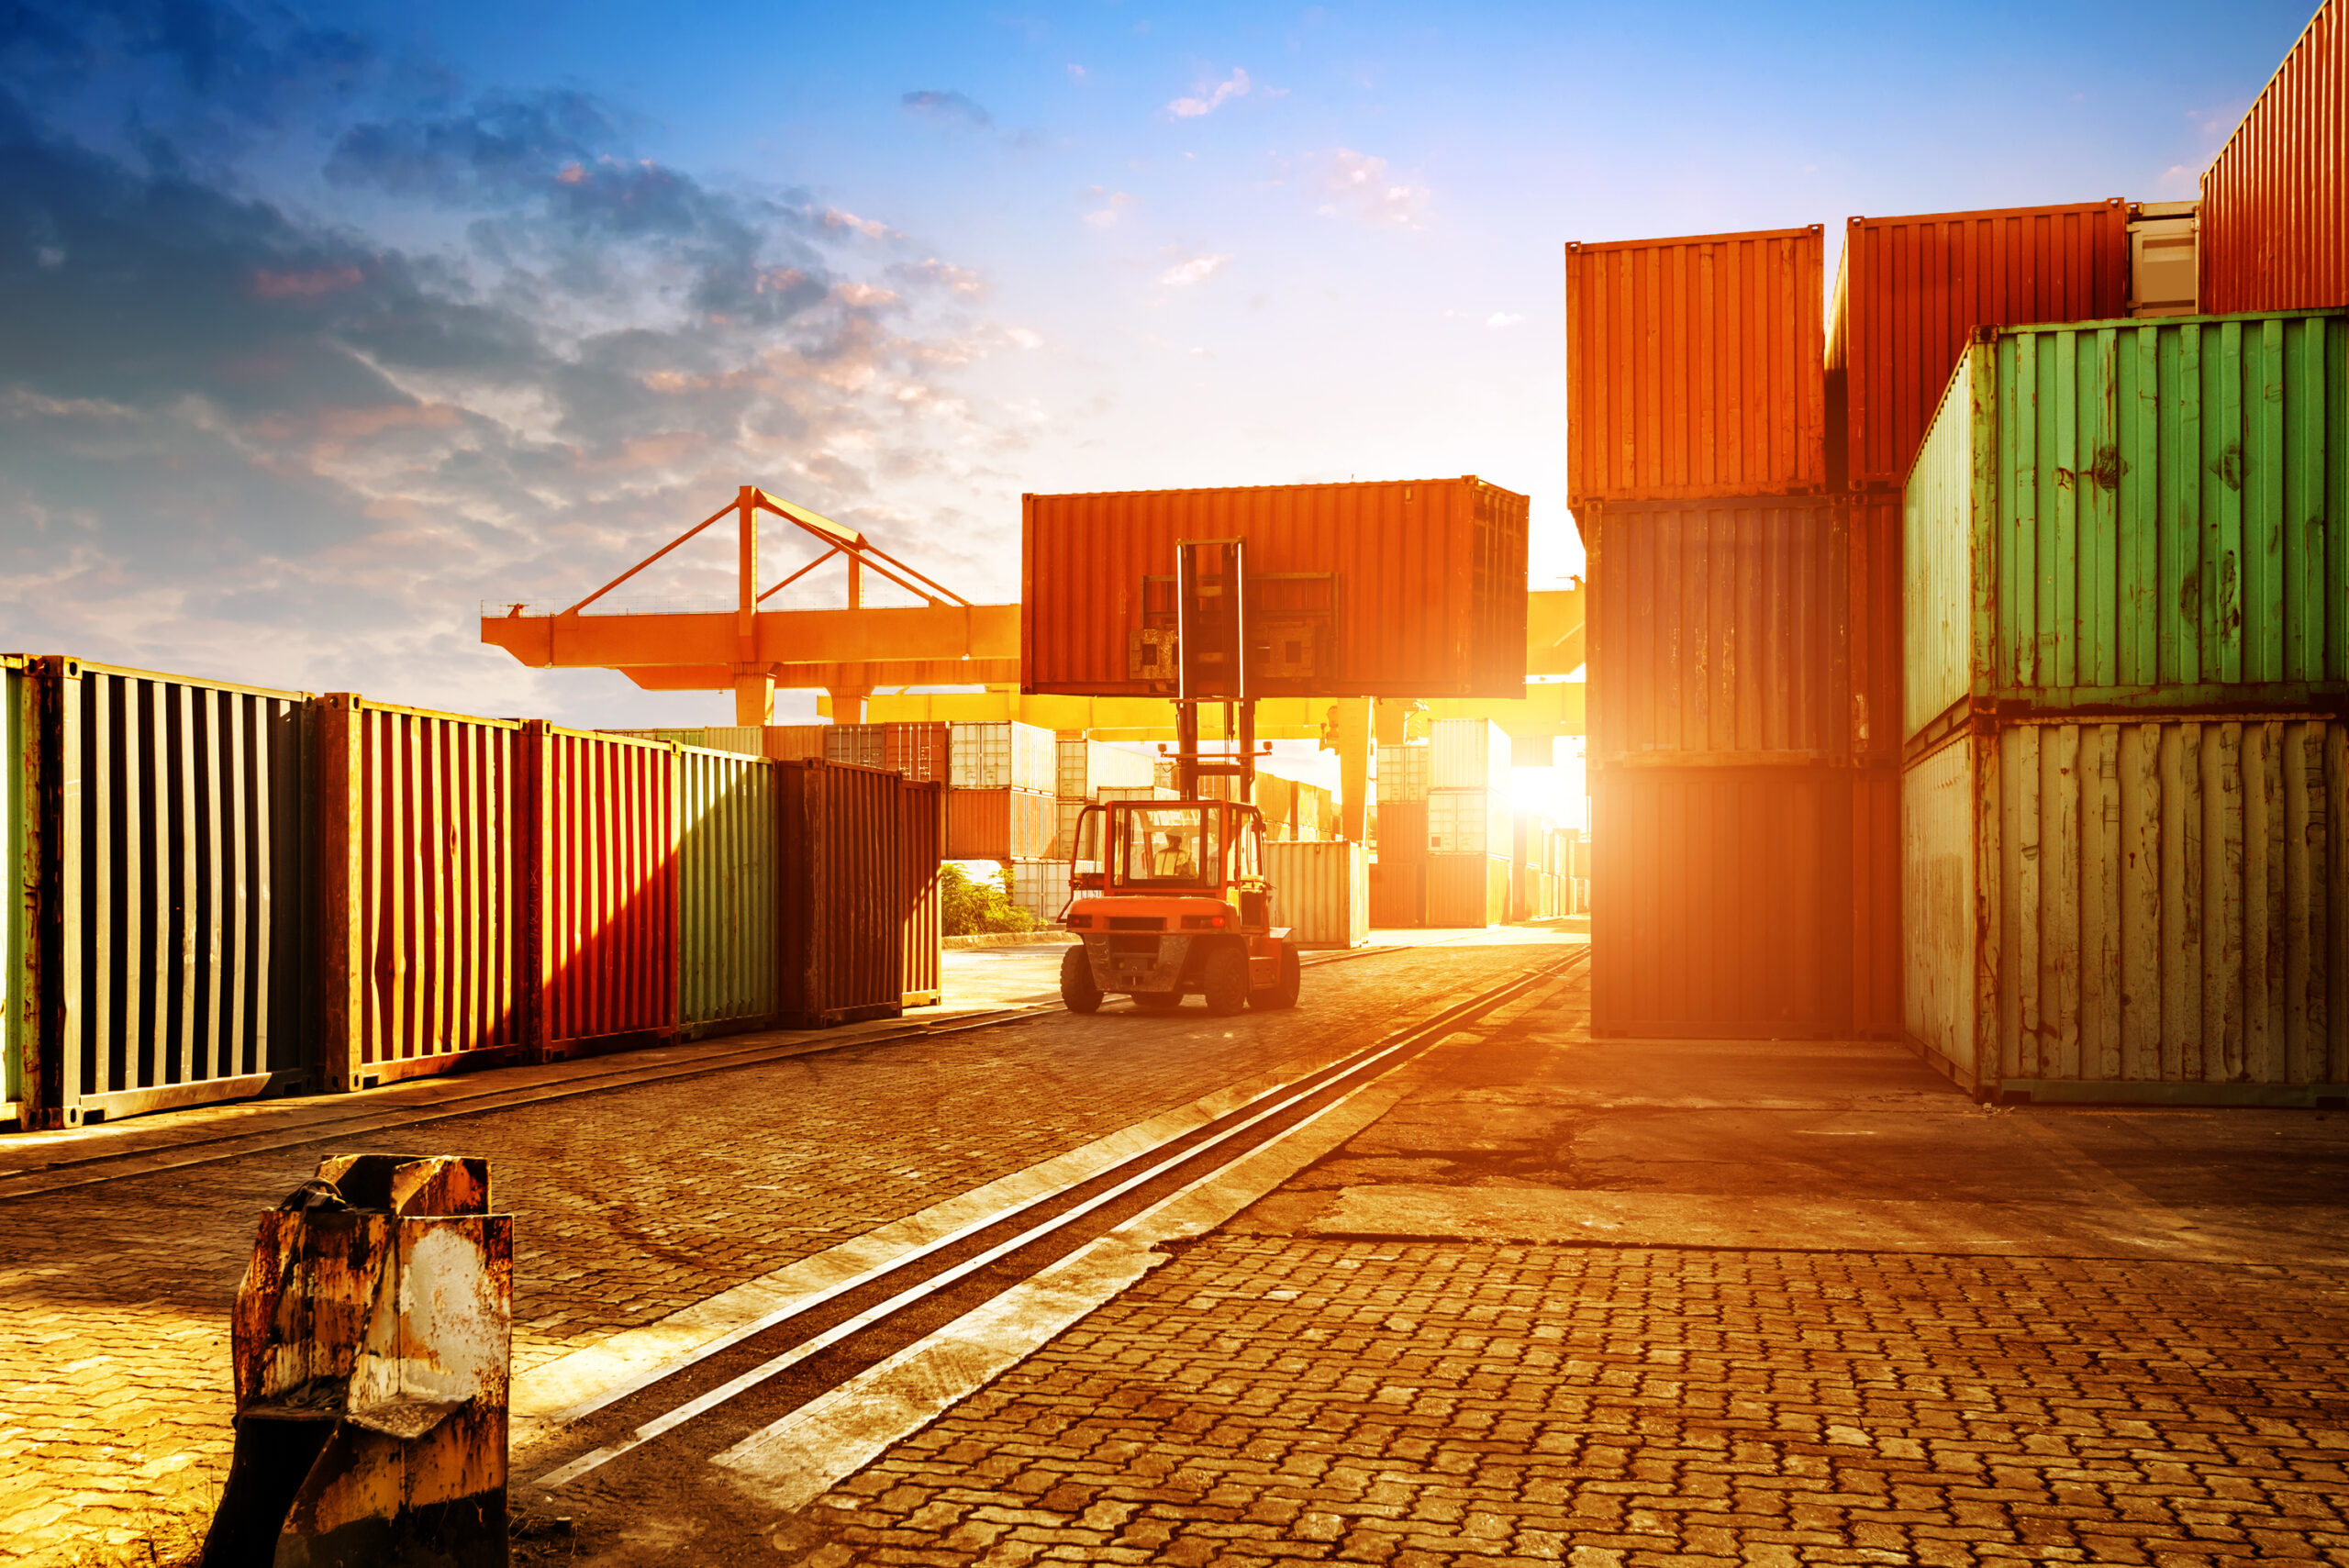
0,928,1570,1567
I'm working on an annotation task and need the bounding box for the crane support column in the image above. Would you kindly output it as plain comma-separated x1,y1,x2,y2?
1325,699,1372,842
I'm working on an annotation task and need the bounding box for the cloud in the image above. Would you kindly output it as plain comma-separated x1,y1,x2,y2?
1486,312,1524,328
888,257,986,299
1082,187,1136,228
822,207,896,240
1156,254,1230,288
1167,68,1250,118
1066,63,1087,83
1314,149,1430,229
900,89,992,129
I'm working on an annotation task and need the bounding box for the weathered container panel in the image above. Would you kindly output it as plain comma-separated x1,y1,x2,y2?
1431,717,1511,790
1427,789,1510,857
779,761,942,1028
945,788,1056,862
317,695,520,1091
951,722,1057,793
1590,767,1854,1038
1587,498,1849,762
1264,840,1369,949
1056,738,1154,797
903,864,942,1008
523,726,677,1059
1378,743,1431,804
1022,478,1531,699
677,745,777,1038
1905,310,2349,738
1426,853,1509,928
1854,768,1903,1040
2,658,29,1124
1831,202,2128,489
1371,799,1427,927
28,661,314,1127
1916,717,2349,1099
1850,497,1904,765
2200,0,2348,315
1566,227,1828,506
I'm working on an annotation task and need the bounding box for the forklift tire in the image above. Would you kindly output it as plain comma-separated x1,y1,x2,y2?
1250,946,1302,1010
1061,946,1103,1015
1133,991,1185,1012
1200,948,1252,1016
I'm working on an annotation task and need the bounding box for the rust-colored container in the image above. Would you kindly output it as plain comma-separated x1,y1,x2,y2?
885,721,952,784
520,724,677,1062
316,695,522,1090
1371,799,1427,928
1848,496,1902,766
903,866,942,1008
1586,497,1849,763
1425,853,1508,928
1852,768,1900,1040
778,760,942,1028
1829,201,2127,489
2201,1,2348,314
945,787,1057,861
1565,227,1828,508
1589,766,1854,1038
1021,478,1530,699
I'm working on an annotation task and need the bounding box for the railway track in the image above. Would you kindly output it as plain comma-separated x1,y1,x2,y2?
518,945,1587,1510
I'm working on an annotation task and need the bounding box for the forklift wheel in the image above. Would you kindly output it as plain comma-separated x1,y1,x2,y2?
1060,945,1102,1014
1133,991,1185,1011
1200,948,1252,1016
1249,946,1302,1010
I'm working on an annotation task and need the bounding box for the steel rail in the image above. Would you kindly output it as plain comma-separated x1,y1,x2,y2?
526,947,1586,1491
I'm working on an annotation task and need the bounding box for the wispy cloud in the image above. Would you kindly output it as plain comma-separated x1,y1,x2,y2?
900,89,993,129
1314,149,1430,229
1168,68,1251,118
1486,312,1525,328
1083,187,1137,228
823,207,896,240
1157,254,1230,287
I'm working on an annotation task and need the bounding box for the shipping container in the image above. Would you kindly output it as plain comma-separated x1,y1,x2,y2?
1566,226,1828,507
903,865,942,1008
1590,766,1855,1038
1052,795,1086,861
1854,769,1901,1040
1431,717,1511,790
2128,202,2201,318
316,695,520,1091
945,787,1057,862
1849,495,1902,765
1427,788,1511,857
2200,0,2348,315
1055,737,1155,797
1514,813,1558,872
1292,782,1333,841
1904,716,2349,1102
1022,478,1531,699
1586,497,1851,762
18,660,315,1127
676,744,778,1040
0,658,24,1126
1830,202,2129,489
521,725,677,1061
1372,799,1427,927
778,760,943,1029
1378,742,1431,804
951,721,1057,793
1426,853,1510,928
825,723,889,770
1097,784,1176,802
765,725,829,762
1510,863,1552,922
1905,309,2349,742
1264,840,1370,949
824,722,951,783
1008,858,1070,925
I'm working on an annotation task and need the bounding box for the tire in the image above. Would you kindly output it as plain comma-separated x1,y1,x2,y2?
1133,991,1185,1012
1060,945,1103,1015
1199,946,1251,1017
1250,945,1301,1011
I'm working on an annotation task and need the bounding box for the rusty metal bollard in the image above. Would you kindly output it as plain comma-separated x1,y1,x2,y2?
199,1155,514,1568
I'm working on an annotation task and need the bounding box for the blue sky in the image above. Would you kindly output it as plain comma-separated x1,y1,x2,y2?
0,0,2313,731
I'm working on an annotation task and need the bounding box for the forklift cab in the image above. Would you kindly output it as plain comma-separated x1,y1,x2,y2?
1061,799,1299,1016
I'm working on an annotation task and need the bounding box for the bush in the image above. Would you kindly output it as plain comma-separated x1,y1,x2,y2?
940,863,1039,937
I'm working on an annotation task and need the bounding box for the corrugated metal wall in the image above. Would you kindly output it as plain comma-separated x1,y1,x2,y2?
1850,498,1903,765
1854,769,1903,1039
2200,0,2347,315
1565,227,1828,506
33,661,313,1126
523,726,678,1059
903,865,942,1007
677,745,779,1037
1426,854,1508,929
779,761,942,1028
1831,202,2128,489
2,659,28,1124
1903,361,1978,737
1371,800,1427,928
1264,840,1368,948
317,695,520,1091
1901,739,1978,1080
1587,499,1848,762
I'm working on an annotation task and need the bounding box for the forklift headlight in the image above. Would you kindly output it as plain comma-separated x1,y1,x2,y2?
1181,914,1228,930
1065,914,1091,929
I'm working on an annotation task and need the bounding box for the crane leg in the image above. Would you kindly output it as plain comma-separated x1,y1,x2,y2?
733,673,774,727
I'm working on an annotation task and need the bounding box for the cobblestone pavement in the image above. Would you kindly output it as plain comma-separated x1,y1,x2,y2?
0,937,1557,1567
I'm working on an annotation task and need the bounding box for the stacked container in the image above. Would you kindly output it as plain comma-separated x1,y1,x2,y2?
2199,0,2347,316
947,721,1056,860
1424,717,1510,926
1264,840,1370,949
1900,307,2349,1104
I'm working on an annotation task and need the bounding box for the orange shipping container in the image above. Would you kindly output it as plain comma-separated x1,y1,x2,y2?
1021,478,1530,699
1426,854,1508,928
1829,202,2127,489
1847,496,1901,766
945,787,1057,861
1565,226,1828,508
2200,0,2349,314
778,761,942,1029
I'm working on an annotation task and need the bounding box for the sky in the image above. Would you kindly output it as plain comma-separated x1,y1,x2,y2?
0,0,2316,763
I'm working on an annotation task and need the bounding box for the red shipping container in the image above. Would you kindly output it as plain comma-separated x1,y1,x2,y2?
1847,495,1901,766
520,724,678,1062
1565,226,1828,508
944,787,1057,861
1589,766,1855,1039
1021,478,1530,699
1852,768,1900,1040
1830,201,2127,489
779,760,943,1028
2201,0,2349,314
1586,497,1848,763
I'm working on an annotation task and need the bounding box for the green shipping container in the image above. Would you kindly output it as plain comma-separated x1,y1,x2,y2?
677,743,779,1038
1905,309,2349,740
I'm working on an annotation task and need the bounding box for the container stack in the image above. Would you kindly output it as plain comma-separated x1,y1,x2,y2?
947,720,1057,861
1371,740,1431,927
1899,306,2349,1104
826,721,952,783
1425,717,1511,926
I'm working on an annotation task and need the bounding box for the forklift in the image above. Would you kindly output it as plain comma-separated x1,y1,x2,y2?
1059,539,1304,1016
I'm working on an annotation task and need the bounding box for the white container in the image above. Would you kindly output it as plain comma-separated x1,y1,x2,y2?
1056,738,1156,798
1431,718,1510,791
1097,785,1177,802
1427,788,1510,856
1380,743,1431,803
951,721,1057,793
1008,859,1072,924
824,723,888,768
1264,840,1370,949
